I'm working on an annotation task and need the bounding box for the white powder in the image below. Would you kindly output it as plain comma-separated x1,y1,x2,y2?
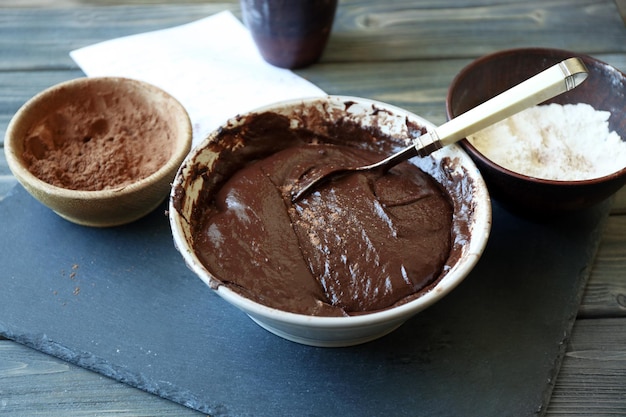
467,103,626,180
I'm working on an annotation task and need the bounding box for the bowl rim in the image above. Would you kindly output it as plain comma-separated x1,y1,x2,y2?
4,76,193,200
446,47,626,185
169,94,492,328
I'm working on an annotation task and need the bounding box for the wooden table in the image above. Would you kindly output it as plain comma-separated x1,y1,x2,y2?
1,1,625,415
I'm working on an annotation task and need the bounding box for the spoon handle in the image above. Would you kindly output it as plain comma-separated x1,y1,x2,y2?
291,58,588,202
415,57,588,155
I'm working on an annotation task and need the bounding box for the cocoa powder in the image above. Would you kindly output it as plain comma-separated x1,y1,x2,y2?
22,96,173,191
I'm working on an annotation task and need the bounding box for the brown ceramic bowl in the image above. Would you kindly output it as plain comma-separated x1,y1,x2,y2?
446,48,626,216
4,77,192,227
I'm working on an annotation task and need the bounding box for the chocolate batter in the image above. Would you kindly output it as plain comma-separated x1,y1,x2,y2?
185,111,454,317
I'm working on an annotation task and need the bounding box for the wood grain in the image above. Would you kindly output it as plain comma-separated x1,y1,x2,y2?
0,341,205,416
579,214,626,318
545,318,626,416
327,0,626,61
0,0,624,71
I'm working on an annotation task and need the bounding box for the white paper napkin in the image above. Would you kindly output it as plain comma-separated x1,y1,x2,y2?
70,10,326,147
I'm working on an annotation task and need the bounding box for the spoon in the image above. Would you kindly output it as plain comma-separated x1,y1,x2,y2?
291,57,588,201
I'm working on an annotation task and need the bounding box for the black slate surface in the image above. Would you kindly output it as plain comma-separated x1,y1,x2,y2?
0,184,609,417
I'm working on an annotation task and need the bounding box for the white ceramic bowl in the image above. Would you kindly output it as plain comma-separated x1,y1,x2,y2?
169,96,491,347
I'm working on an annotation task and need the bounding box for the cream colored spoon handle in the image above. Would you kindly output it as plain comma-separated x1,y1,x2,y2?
415,57,588,154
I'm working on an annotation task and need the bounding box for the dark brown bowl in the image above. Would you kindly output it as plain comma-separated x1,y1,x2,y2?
446,48,626,216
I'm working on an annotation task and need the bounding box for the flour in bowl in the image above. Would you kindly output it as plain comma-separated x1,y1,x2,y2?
467,103,626,180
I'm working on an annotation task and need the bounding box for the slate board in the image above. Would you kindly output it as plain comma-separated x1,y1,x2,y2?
0,184,610,417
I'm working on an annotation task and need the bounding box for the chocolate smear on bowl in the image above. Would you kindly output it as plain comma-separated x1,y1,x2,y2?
175,109,476,316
